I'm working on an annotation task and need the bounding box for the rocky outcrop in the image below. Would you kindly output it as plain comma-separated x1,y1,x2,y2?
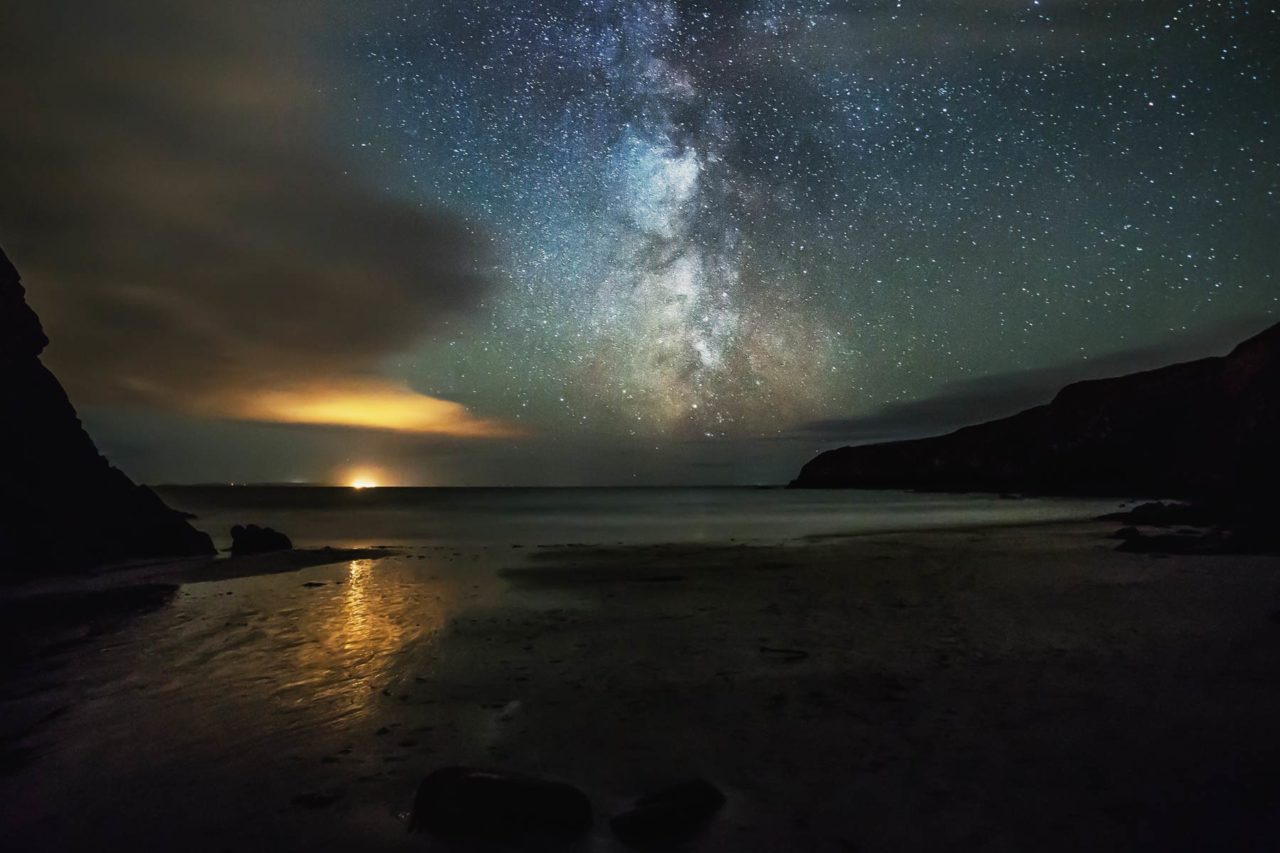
0,247,214,573
792,321,1280,499
1102,501,1280,555
229,524,292,556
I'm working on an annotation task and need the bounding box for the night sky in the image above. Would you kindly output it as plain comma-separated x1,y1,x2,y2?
2,1,1277,485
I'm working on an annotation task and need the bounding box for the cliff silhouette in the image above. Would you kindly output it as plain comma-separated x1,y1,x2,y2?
792,321,1280,499
0,247,213,572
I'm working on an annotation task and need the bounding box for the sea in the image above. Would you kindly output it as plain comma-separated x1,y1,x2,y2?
156,485,1122,553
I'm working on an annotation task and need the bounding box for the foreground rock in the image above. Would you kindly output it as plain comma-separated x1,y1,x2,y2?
409,767,592,841
0,247,213,574
1099,501,1218,527
610,779,726,846
229,524,292,556
1105,501,1280,555
792,321,1280,500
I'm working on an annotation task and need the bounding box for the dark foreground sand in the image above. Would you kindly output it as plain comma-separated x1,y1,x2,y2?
4,521,1280,851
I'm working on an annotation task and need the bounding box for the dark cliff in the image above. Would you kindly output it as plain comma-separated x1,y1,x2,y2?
0,247,214,572
791,321,1280,499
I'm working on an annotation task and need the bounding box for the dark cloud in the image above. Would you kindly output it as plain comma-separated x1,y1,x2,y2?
796,316,1276,445
0,1,494,420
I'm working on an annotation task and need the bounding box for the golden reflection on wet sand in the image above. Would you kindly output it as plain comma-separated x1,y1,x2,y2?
283,557,449,721
342,558,376,655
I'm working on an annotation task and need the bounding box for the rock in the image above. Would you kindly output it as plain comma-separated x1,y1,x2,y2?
229,524,292,555
790,321,1280,501
1111,526,1142,540
610,778,726,845
1115,524,1279,556
409,766,592,840
0,247,214,573
1100,501,1217,527
1104,499,1280,555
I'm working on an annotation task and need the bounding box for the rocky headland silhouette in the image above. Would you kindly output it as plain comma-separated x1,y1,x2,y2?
0,247,214,573
793,321,1280,552
793,321,1279,499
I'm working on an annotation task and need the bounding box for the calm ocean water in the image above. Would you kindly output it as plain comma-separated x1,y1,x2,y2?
157,486,1123,552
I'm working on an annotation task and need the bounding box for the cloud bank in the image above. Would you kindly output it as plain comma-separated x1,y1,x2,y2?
0,0,509,437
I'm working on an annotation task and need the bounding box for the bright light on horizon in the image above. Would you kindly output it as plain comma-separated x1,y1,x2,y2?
349,477,379,490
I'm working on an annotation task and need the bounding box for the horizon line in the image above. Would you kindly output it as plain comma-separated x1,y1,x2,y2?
151,482,788,490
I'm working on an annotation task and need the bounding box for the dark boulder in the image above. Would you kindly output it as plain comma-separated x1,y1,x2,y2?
1100,501,1217,527
409,766,592,841
230,524,292,556
610,779,726,846
1106,498,1280,555
1115,523,1278,556
0,247,214,573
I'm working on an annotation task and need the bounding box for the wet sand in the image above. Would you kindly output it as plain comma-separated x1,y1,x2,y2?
3,521,1280,851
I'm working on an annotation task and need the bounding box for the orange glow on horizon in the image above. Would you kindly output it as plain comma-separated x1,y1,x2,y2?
341,464,391,489
229,379,522,437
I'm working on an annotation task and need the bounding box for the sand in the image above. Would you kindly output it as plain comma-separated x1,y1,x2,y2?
3,520,1280,851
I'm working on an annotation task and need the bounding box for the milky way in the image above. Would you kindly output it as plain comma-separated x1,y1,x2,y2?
362,0,1277,445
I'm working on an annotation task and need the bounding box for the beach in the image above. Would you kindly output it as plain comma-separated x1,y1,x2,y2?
3,491,1280,851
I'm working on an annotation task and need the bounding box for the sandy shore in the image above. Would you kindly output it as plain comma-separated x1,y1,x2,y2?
4,520,1280,851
